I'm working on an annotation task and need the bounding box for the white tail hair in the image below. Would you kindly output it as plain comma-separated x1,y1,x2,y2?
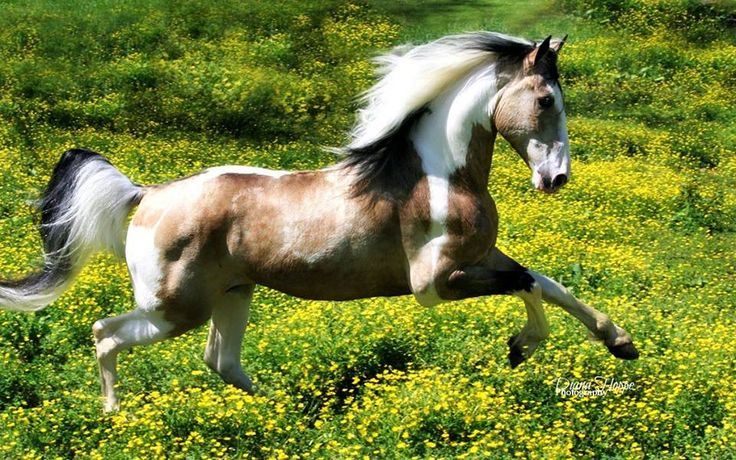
0,149,143,311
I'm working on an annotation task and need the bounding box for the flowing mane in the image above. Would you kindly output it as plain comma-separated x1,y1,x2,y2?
339,32,536,195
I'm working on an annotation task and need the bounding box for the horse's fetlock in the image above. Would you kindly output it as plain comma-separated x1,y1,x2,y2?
530,329,549,342
595,317,614,335
92,320,107,341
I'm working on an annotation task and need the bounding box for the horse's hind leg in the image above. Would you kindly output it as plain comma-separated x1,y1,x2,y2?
93,309,178,413
203,286,258,394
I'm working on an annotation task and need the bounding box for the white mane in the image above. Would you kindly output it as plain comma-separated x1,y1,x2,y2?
346,32,534,151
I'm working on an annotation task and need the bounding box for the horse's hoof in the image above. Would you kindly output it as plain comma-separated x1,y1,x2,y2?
508,347,526,368
607,342,640,360
102,401,120,414
507,335,526,368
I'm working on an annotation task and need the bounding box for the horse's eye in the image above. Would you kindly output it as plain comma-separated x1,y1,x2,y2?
538,95,554,109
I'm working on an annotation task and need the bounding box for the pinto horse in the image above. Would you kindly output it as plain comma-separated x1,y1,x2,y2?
0,33,638,412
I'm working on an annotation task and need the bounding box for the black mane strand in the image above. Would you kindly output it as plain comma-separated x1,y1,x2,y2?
341,107,429,200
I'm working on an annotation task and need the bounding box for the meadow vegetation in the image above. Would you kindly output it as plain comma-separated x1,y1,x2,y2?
0,0,734,458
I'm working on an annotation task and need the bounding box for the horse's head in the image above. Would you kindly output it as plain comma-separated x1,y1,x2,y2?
494,36,569,193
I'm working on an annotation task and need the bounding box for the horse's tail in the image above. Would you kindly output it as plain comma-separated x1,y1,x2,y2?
0,149,144,312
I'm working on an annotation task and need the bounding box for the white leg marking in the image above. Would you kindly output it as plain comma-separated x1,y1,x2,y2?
204,289,258,394
528,270,633,347
93,310,174,413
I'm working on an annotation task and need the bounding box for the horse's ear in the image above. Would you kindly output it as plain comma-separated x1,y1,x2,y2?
524,35,552,74
534,36,552,66
552,34,568,53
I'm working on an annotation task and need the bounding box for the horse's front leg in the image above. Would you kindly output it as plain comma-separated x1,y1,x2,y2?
443,265,549,367
408,247,550,367
529,269,639,359
486,248,639,360
411,246,639,367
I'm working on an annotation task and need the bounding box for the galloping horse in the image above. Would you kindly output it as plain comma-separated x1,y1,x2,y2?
0,32,638,412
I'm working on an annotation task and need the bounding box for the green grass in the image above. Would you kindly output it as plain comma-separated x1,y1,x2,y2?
368,0,566,36
0,0,734,458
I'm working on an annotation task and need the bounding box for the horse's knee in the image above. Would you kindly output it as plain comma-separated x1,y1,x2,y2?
515,277,541,302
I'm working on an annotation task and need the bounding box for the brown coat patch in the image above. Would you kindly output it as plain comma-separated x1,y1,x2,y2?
396,125,500,301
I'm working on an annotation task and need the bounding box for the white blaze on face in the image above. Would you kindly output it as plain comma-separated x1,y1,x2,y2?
526,83,571,191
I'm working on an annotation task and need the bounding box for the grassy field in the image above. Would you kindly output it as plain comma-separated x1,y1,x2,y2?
0,0,734,458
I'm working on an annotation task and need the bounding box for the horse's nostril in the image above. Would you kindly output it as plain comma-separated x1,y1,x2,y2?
542,176,552,189
552,174,568,188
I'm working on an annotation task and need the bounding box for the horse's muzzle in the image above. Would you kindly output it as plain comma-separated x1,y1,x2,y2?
538,173,568,193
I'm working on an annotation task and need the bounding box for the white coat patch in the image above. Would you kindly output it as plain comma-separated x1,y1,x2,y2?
126,226,164,311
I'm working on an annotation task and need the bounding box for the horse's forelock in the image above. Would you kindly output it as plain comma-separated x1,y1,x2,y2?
534,49,560,82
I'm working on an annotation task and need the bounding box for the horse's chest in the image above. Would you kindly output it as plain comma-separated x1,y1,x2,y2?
444,186,498,261
401,179,498,265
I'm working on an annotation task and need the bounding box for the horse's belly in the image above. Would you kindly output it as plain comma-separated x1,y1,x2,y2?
240,234,411,300
257,267,411,301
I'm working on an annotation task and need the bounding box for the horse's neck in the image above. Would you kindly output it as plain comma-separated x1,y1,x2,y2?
410,65,502,190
